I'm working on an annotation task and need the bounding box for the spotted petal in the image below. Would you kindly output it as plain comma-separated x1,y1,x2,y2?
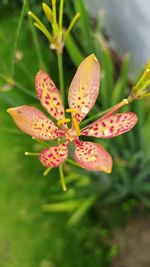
7,105,65,140
81,112,138,138
35,70,65,121
68,54,100,123
74,141,112,173
39,143,68,167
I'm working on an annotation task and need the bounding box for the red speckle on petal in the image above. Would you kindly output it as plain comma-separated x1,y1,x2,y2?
102,122,106,127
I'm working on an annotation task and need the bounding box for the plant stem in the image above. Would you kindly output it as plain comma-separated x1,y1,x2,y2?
57,52,65,105
64,13,80,40
66,159,81,168
80,108,111,127
59,0,64,30
32,137,49,146
59,164,67,191
11,0,27,77
80,99,128,127
43,167,52,176
25,152,40,156
27,8,45,69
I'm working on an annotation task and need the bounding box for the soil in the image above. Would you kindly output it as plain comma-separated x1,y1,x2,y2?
112,215,150,267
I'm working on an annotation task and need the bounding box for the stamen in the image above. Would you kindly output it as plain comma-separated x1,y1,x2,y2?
72,116,81,136
66,108,77,113
57,118,70,126
65,109,81,136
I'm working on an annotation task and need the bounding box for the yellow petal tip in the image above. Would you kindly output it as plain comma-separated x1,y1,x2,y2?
7,108,11,113
106,169,112,174
7,107,17,114
91,53,98,62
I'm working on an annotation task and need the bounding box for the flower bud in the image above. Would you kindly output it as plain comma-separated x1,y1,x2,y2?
128,60,150,102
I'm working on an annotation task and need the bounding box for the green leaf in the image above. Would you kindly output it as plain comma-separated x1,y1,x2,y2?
42,199,83,212
112,54,130,105
74,0,95,53
65,34,84,67
68,196,97,225
100,48,114,108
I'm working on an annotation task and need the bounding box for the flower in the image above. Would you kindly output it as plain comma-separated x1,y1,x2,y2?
7,54,138,174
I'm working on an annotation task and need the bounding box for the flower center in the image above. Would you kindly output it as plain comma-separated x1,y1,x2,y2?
57,118,71,126
66,108,81,136
57,109,81,141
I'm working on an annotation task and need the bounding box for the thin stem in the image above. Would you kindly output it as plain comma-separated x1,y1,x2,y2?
52,0,57,25
1,127,23,134
57,52,65,105
0,73,37,99
28,11,52,42
80,99,128,127
33,22,52,43
15,80,37,99
59,164,67,191
64,13,80,40
43,167,52,176
11,0,27,77
25,152,40,156
80,108,111,127
59,0,64,30
27,1,45,69
52,0,58,36
32,137,49,146
66,159,81,168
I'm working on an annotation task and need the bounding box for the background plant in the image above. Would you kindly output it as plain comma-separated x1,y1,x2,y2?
0,1,150,267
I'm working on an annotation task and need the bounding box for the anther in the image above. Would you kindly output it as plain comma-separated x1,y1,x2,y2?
66,108,78,113
72,116,81,136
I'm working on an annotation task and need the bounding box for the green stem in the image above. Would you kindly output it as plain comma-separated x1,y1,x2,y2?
80,108,111,127
52,0,58,36
64,12,80,40
32,137,49,146
59,164,67,191
11,0,27,77
57,52,65,105
0,73,37,99
66,159,81,168
59,0,64,30
27,4,45,69
80,99,128,127
25,152,40,156
43,167,52,176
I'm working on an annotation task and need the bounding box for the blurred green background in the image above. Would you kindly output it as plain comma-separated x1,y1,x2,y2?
0,1,150,267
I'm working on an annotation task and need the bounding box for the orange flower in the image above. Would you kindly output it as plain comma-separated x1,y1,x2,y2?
8,55,138,173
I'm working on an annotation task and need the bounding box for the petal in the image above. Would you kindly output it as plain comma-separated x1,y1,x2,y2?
68,54,100,123
35,70,65,121
81,112,138,138
74,141,112,173
7,105,65,140
39,143,68,167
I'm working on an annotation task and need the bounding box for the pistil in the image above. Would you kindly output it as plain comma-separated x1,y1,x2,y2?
66,108,81,136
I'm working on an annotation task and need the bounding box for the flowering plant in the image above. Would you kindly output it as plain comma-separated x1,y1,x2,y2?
8,54,138,179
